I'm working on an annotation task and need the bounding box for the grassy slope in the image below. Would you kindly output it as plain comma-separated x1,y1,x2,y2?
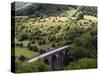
15,6,97,59
15,47,39,58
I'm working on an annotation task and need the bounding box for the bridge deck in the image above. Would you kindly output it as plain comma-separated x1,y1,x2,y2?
28,45,69,63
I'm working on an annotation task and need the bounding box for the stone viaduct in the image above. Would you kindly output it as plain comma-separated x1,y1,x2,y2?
27,46,69,70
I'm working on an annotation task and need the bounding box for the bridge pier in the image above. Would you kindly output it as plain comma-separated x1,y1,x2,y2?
57,52,65,70
44,50,66,71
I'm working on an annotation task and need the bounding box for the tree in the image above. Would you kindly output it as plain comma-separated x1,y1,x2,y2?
32,40,35,44
39,48,46,54
16,42,23,47
66,30,97,62
52,43,56,47
64,58,97,70
52,19,56,22
33,45,38,52
19,55,26,62
38,39,46,45
17,32,28,41
69,46,90,59
75,11,84,20
16,60,51,73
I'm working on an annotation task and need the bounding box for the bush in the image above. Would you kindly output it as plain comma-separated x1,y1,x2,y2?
39,48,46,54
57,43,60,46
33,45,38,52
19,55,26,62
75,11,84,20
64,58,97,70
68,31,97,60
16,42,23,47
68,45,90,60
42,39,46,44
28,44,38,52
17,32,28,41
52,43,56,47
32,40,35,44
38,41,42,45
66,40,72,44
28,43,38,52
52,19,56,22
16,60,51,73
38,39,46,45
27,42,32,50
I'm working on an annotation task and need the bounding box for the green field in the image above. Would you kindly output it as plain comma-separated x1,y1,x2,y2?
15,47,39,58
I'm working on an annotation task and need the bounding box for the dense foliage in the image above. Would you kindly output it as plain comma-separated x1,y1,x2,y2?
64,58,97,70
16,60,51,73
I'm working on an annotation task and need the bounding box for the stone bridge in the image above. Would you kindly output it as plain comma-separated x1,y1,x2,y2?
27,46,69,70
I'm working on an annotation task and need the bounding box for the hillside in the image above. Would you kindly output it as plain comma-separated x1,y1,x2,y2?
11,2,97,73
12,2,97,17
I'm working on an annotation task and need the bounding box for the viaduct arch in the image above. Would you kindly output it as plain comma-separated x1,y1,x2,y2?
28,46,69,70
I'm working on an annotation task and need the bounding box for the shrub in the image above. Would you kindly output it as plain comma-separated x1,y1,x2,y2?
42,39,46,44
27,42,32,50
38,41,43,45
33,45,39,52
65,40,72,45
68,45,90,60
75,11,84,20
64,58,97,70
16,42,23,47
68,31,97,59
38,39,46,45
39,48,46,54
28,43,38,51
32,40,35,44
57,43,60,46
17,33,28,41
16,60,51,73
52,19,56,22
49,36,56,42
52,43,56,47
19,55,26,62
